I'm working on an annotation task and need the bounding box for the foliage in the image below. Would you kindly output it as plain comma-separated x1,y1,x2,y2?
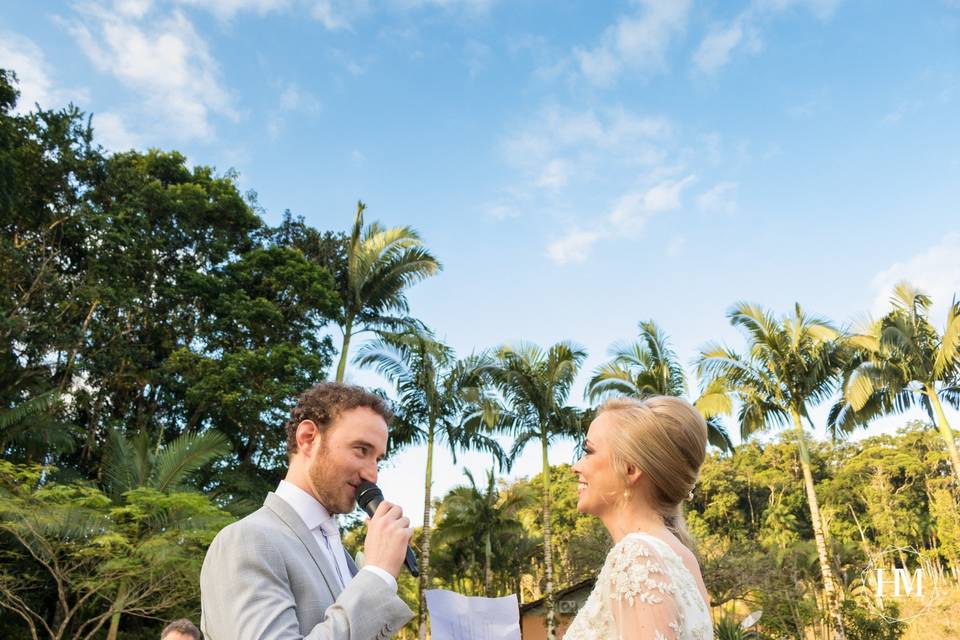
587,319,733,451
333,201,441,382
0,461,232,640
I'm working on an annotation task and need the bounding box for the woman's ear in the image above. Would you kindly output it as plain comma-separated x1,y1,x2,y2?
625,464,642,486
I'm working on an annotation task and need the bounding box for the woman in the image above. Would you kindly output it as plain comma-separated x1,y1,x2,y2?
564,396,713,640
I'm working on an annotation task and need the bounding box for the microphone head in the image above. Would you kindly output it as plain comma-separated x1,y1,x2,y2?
356,480,383,513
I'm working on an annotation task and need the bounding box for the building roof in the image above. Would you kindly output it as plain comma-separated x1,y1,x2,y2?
519,578,596,614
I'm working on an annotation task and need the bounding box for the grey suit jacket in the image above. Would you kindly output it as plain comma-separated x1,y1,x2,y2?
200,493,413,640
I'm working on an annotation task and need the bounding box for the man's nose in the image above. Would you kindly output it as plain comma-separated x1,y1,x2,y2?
361,460,378,484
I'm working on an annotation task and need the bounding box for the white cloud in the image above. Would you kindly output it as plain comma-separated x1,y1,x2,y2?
608,175,696,234
666,235,686,257
547,228,604,265
176,0,292,20
691,0,839,74
535,159,571,190
464,40,492,77
870,233,960,324
575,0,691,86
502,105,672,192
67,3,238,142
0,32,86,113
696,181,738,214
693,21,746,74
310,0,369,29
92,111,143,152
394,0,498,14
268,82,321,139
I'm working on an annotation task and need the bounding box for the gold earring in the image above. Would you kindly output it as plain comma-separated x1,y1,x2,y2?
623,488,631,501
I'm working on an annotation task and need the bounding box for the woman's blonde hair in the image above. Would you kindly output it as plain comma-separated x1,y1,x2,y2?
598,395,708,551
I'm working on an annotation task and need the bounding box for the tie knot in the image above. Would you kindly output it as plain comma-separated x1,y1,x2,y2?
317,516,339,538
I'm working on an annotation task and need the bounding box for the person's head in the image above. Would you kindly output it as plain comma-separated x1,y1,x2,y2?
160,619,200,640
571,395,708,549
284,382,393,514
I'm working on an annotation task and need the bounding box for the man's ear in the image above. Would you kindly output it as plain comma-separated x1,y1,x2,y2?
295,420,321,455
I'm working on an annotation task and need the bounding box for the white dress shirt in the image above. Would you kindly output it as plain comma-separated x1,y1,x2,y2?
275,480,396,592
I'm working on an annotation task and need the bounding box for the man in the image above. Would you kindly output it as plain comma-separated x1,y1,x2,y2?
161,619,201,640
200,383,414,639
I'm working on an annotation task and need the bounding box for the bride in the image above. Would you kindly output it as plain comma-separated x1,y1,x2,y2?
564,396,713,640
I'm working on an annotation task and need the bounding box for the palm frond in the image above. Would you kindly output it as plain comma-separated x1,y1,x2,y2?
151,430,230,492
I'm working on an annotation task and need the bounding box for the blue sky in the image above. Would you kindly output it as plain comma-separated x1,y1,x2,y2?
3,0,959,523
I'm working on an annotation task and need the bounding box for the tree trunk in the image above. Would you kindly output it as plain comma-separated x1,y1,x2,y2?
105,580,127,640
417,423,435,640
540,428,556,640
334,314,354,382
484,529,492,597
792,409,846,640
927,385,960,488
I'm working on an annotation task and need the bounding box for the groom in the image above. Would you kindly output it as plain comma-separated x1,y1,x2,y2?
200,383,414,639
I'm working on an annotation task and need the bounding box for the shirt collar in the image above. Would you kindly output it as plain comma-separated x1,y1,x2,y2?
276,479,337,532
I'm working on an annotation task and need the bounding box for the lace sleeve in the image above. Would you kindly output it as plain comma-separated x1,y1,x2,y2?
607,536,681,640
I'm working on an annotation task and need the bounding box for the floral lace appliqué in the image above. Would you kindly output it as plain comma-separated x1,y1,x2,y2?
563,533,713,640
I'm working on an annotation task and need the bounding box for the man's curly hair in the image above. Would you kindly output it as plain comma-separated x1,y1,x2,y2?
285,382,393,454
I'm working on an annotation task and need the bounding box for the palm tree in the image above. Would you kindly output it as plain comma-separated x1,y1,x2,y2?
696,303,847,640
830,283,960,484
102,428,230,499
100,428,229,640
354,328,505,639
432,468,533,596
586,319,733,451
333,201,441,382
486,341,587,640
0,390,76,462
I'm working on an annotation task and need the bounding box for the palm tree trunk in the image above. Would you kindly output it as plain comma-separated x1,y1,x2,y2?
334,314,354,382
540,428,556,640
417,423,435,640
792,409,846,640
926,384,960,487
483,529,492,597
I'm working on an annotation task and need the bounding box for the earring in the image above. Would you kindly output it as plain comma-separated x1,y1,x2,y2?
623,488,631,501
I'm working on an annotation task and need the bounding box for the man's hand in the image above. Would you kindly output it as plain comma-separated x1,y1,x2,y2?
362,501,413,578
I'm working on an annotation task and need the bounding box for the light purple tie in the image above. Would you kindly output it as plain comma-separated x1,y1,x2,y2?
317,518,346,589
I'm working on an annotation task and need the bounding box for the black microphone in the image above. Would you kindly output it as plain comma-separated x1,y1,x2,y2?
356,481,420,577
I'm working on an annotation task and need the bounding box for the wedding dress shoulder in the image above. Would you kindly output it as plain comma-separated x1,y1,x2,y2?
563,532,713,640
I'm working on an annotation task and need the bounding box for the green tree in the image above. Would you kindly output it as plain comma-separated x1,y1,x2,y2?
586,319,733,451
355,328,503,638
487,341,587,640
697,302,848,639
831,283,960,486
432,469,531,596
0,461,231,640
333,201,441,382
97,428,230,640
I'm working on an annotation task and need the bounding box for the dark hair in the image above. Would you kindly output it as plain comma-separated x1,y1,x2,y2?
285,382,393,454
161,618,200,640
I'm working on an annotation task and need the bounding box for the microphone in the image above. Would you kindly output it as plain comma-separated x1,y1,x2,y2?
356,481,420,577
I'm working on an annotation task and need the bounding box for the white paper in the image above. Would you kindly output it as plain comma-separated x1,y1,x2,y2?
425,589,521,640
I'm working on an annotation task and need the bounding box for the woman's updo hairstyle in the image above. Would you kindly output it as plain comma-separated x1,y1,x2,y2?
598,395,708,551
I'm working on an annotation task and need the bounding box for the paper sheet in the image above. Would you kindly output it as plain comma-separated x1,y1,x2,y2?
425,589,521,640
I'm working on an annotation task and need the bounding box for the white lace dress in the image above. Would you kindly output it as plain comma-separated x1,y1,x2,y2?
564,532,713,640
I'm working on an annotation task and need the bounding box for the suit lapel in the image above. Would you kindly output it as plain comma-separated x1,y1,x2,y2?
345,549,360,577
264,492,344,597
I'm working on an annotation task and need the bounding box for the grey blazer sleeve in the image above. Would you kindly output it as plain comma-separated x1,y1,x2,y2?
200,522,413,640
